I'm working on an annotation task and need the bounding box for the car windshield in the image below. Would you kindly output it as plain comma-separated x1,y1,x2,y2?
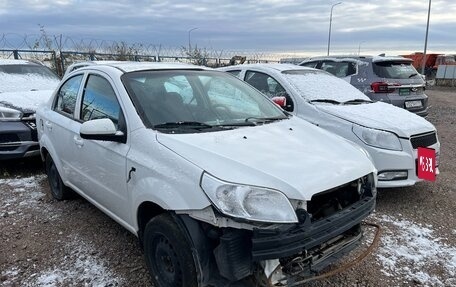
122,70,288,133
0,64,60,93
373,61,421,79
0,64,59,79
282,70,371,104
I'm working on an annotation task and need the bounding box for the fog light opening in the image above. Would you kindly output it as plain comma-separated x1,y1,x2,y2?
378,171,408,181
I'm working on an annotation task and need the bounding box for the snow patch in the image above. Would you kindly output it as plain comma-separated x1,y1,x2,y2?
284,72,370,103
24,236,123,286
375,214,456,286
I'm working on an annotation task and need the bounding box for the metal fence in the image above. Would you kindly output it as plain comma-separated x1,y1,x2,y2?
435,65,456,86
0,33,289,76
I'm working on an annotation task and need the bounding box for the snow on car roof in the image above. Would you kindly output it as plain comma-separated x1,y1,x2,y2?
300,57,369,66
372,55,413,63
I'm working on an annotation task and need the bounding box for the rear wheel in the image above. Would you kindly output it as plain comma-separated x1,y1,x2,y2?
45,154,72,200
144,214,198,287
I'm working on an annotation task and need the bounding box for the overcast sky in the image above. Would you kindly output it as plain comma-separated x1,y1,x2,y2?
1,0,455,56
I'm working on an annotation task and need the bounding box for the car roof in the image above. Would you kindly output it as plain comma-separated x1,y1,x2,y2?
301,55,413,63
220,63,315,72
76,61,210,73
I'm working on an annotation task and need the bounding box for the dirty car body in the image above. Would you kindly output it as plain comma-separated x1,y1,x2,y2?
37,62,376,286
0,59,60,160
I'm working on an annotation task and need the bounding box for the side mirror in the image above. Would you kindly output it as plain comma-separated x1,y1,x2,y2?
271,96,287,108
80,118,126,143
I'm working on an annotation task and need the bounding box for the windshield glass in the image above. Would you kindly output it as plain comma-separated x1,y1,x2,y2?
122,70,287,132
282,70,370,103
0,64,59,79
373,61,421,79
0,64,60,93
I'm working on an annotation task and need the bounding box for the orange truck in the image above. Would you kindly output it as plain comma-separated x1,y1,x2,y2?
402,52,456,77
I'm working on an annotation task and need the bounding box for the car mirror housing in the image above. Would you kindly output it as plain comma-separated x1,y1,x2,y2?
271,96,287,108
80,118,126,143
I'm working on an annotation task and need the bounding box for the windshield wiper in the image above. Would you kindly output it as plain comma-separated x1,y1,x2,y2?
309,99,341,105
216,122,256,127
153,121,214,129
409,73,419,78
244,116,288,124
343,99,372,105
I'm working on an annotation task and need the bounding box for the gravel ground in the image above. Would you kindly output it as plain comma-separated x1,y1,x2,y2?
1,86,455,287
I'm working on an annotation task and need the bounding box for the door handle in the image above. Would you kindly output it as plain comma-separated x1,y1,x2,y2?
73,136,84,147
45,120,53,131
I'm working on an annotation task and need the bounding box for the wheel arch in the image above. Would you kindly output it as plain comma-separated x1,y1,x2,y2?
136,201,166,246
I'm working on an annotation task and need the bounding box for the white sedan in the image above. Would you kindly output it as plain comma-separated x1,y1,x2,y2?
220,64,440,188
37,62,377,286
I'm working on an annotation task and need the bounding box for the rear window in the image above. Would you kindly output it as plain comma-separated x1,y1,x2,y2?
373,61,420,79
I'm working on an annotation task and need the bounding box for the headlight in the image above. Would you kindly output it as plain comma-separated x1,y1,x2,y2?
200,173,298,223
0,106,22,121
352,124,402,151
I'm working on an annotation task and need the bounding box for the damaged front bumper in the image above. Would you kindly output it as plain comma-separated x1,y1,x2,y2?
180,193,376,286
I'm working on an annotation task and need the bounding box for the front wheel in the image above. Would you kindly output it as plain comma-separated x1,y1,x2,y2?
45,154,72,200
144,214,198,287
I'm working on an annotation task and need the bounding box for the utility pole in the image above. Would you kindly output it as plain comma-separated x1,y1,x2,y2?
421,0,432,76
327,2,342,56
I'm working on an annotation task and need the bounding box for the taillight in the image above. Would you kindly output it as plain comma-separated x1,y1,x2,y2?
371,82,399,93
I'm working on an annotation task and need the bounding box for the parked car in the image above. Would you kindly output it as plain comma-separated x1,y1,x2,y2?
0,59,60,160
219,64,440,188
299,55,429,116
37,62,377,286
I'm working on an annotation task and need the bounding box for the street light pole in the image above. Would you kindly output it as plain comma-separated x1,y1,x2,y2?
358,41,366,55
188,27,198,52
421,0,431,76
327,2,342,56
188,27,198,53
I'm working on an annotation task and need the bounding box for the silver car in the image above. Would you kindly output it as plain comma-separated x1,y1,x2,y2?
299,55,429,116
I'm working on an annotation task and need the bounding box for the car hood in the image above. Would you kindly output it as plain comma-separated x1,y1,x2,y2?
316,102,435,137
156,117,374,201
0,90,55,113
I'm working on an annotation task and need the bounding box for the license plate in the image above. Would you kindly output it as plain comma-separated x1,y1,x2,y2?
405,100,422,109
417,147,436,181
399,88,410,96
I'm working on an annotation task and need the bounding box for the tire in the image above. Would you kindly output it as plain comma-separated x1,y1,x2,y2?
144,214,198,287
45,154,72,200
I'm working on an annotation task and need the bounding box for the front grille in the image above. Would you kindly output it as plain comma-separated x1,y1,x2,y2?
411,132,437,149
0,134,20,144
307,174,375,221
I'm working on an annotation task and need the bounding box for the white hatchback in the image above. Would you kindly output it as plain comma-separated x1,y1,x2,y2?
37,62,376,286
219,64,440,188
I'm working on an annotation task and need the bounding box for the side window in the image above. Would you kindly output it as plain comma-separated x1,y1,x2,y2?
300,61,318,68
54,74,83,117
80,74,122,128
321,61,357,77
226,70,241,78
245,71,286,98
245,71,293,111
